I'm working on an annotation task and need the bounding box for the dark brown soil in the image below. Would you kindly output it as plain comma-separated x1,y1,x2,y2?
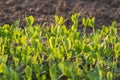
0,0,120,29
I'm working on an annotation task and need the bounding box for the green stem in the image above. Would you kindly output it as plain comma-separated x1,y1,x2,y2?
55,24,60,47
61,36,68,55
93,27,95,34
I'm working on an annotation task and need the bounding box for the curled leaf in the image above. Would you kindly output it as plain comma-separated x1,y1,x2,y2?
26,16,34,26
49,37,56,48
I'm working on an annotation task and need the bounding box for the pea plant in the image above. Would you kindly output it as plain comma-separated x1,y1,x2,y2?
0,13,120,80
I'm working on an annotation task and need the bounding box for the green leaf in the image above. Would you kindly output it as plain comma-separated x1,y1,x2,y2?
58,62,71,77
91,17,95,24
13,57,19,66
55,15,59,23
58,16,64,25
32,55,38,65
109,22,117,36
26,45,31,55
21,35,26,45
55,15,64,25
49,37,56,48
102,25,108,34
111,21,116,28
71,22,78,31
0,55,8,63
71,13,79,23
107,71,112,80
0,63,5,73
82,18,87,27
56,47,63,60
71,14,75,22
87,70,99,80
92,58,96,64
49,64,57,80
114,43,120,52
31,39,39,49
26,16,34,26
51,26,57,35
88,17,95,28
114,43,120,58
25,65,32,80
0,38,3,45
60,25,67,36
64,38,71,50
41,74,46,80
109,27,117,36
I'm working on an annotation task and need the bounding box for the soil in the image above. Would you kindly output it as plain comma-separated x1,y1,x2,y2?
0,0,120,29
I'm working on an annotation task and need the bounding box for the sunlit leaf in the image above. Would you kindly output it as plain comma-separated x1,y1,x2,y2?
107,71,112,80
21,35,27,45
55,15,59,23
64,38,71,50
49,37,56,48
26,16,34,26
88,17,95,28
102,25,108,34
60,25,67,36
58,16,64,25
82,18,87,27
0,63,5,73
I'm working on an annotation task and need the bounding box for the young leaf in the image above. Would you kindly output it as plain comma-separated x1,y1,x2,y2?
60,25,67,36
49,37,56,48
21,35,26,45
58,16,64,25
71,13,79,23
0,63,5,73
107,71,112,80
26,16,34,26
82,18,87,27
114,43,120,58
71,14,75,22
102,25,108,34
13,57,19,66
51,26,57,35
49,64,57,80
64,38,71,50
55,15,59,23
58,62,71,77
88,17,95,28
